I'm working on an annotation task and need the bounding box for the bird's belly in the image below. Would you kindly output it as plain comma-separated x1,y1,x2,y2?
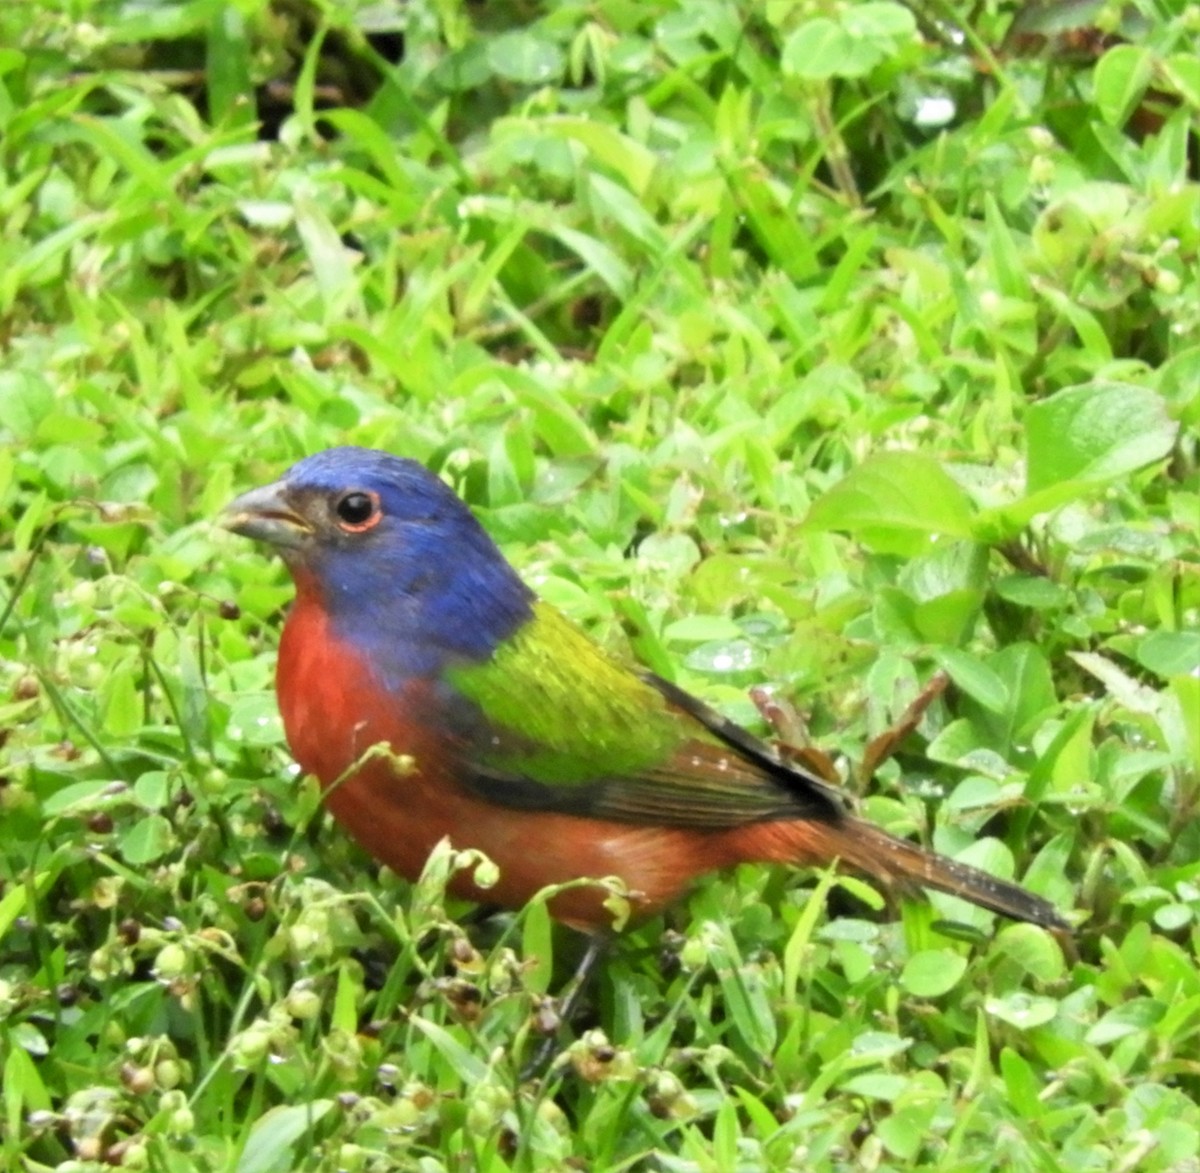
326,757,718,930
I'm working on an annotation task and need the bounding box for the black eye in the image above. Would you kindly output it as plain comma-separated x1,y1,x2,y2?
335,491,378,528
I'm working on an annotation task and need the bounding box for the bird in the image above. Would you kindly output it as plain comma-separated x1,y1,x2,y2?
222,446,1068,935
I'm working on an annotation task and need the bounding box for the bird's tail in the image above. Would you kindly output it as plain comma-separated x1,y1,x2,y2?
734,815,1068,929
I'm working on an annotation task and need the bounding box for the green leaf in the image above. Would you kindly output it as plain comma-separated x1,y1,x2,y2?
118,815,174,866
710,926,777,1055
784,867,837,1000
42,779,123,817
985,991,1059,1030
1086,998,1165,1046
1093,44,1154,128
236,1101,333,1173
0,864,63,944
1135,631,1200,679
899,541,988,625
520,896,554,995
841,1072,910,1100
408,1016,489,1082
994,575,1070,610
722,160,820,280
0,371,54,438
805,452,976,556
876,1101,937,1160
103,667,142,738
1173,677,1200,774
1000,1048,1044,1119
781,19,853,80
294,188,363,321
958,641,1058,762
550,225,634,299
1024,381,1177,497
993,924,1066,983
933,648,1009,714
842,2,916,39
539,117,658,196
4,1044,52,1125
331,964,359,1036
487,31,565,85
206,3,256,128
1162,52,1200,107
900,949,968,997
663,614,743,643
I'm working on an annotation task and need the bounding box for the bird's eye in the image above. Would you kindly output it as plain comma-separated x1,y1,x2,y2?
334,491,381,531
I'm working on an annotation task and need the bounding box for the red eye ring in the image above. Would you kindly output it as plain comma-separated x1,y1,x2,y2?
335,490,382,532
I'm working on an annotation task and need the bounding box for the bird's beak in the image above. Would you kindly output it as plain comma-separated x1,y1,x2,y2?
222,480,313,549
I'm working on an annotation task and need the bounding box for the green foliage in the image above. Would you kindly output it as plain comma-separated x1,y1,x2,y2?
1,0,1198,1169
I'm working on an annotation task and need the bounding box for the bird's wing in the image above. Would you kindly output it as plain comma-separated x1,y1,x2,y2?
443,602,848,829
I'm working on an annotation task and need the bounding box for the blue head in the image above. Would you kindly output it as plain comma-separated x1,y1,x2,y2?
224,447,534,673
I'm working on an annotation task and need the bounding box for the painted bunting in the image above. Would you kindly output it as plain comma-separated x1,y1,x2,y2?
224,447,1067,932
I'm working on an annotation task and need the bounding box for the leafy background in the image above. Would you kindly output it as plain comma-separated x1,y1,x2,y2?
1,0,1198,1169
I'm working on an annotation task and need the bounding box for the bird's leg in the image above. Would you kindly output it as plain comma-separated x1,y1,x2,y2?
521,934,608,1080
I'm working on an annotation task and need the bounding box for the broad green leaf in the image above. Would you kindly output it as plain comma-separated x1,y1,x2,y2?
805,452,976,556
933,648,1008,714
993,924,1066,983
1093,44,1154,128
841,1072,910,1100
1136,631,1200,679
781,19,851,80
985,991,1059,1030
42,779,123,817
119,815,174,866
842,2,916,39
994,575,1070,610
1162,52,1200,107
1086,998,1165,1046
959,642,1058,763
0,371,54,438
900,949,968,997
876,1101,938,1160
663,614,743,643
487,31,565,85
1025,381,1177,496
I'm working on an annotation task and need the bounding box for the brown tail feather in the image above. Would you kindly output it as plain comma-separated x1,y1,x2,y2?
841,817,1068,928
734,816,1068,929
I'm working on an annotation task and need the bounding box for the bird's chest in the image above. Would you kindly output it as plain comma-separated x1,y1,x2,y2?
275,593,477,878
275,594,441,786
